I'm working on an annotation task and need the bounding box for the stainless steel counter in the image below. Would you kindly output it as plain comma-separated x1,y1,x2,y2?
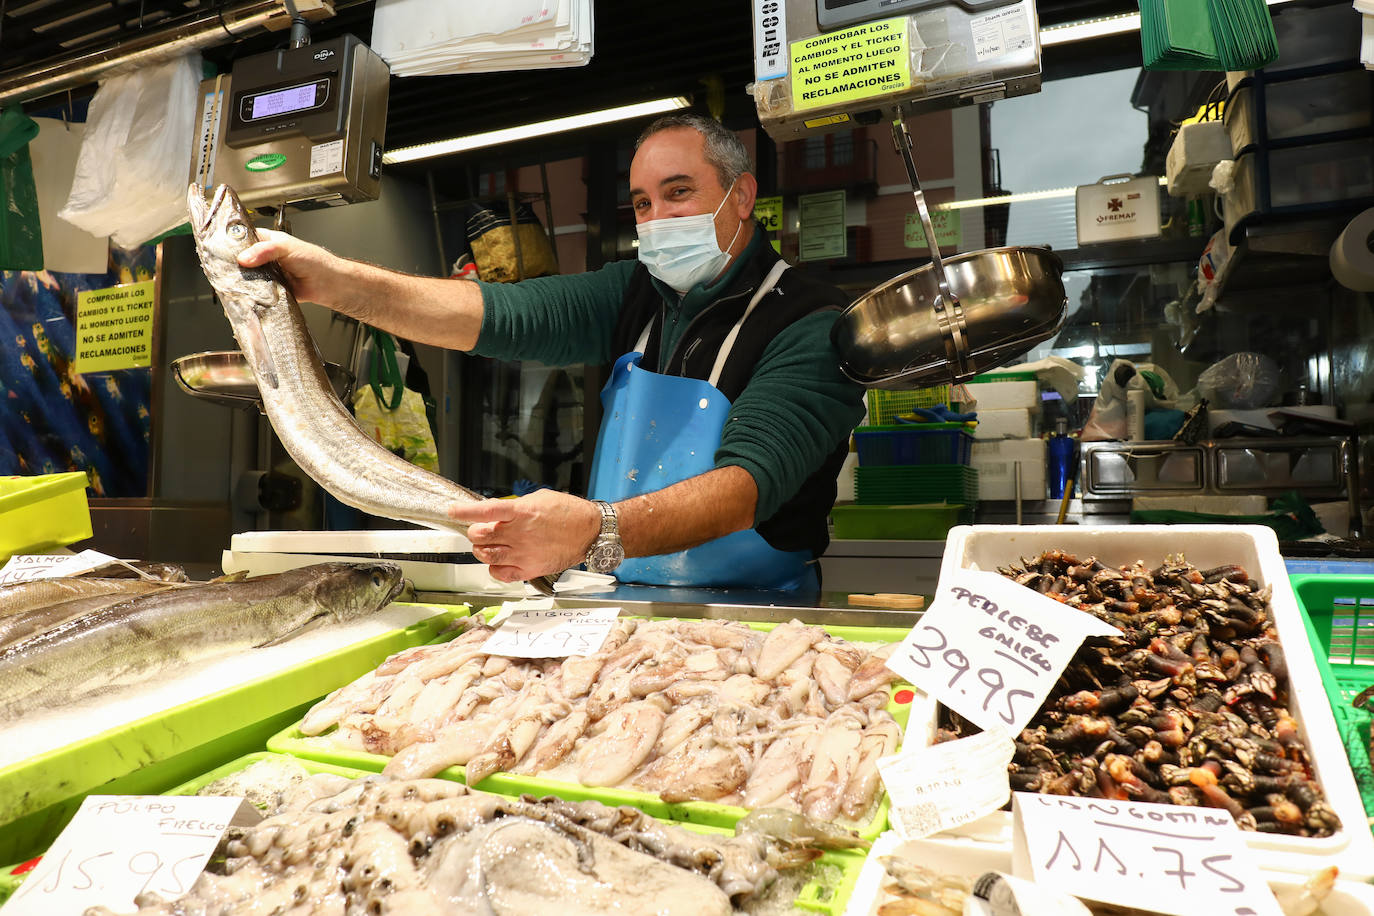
414,582,926,628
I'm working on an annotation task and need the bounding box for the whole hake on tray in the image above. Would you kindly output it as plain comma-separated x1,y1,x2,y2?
0,562,403,721
186,183,556,596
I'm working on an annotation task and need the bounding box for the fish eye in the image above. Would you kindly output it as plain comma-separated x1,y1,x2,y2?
372,572,384,588
228,222,248,240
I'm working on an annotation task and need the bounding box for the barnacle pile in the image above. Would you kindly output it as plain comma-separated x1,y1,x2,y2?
940,550,1341,837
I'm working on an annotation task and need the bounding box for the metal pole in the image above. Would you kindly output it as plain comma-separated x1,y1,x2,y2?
0,0,345,107
538,160,559,271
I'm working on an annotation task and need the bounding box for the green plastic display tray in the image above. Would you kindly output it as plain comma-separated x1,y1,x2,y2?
831,503,967,540
0,604,456,865
269,617,919,841
1291,574,1374,824
54,751,867,916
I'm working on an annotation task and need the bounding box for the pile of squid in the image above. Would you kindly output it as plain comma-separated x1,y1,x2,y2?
299,616,904,823
939,550,1341,837
93,772,865,916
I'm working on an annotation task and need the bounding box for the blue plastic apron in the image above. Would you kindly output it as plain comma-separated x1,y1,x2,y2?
588,261,816,589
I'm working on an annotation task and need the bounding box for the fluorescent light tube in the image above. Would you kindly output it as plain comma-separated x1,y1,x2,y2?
939,177,1166,211
383,96,692,165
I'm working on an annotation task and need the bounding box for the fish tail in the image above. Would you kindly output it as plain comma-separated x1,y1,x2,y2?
528,574,558,597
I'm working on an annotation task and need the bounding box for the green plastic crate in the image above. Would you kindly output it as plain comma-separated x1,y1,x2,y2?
854,464,979,506
1290,574,1374,822
865,386,951,425
0,471,92,561
831,503,967,539
268,616,917,842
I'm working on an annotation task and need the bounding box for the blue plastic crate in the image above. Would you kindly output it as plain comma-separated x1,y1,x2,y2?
853,424,974,466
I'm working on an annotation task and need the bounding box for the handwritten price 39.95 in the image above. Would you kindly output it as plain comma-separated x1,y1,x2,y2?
901,623,1035,726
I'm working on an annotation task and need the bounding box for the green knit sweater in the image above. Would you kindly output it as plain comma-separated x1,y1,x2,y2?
472,235,865,524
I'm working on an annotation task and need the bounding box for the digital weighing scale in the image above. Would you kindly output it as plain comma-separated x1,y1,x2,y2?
191,33,390,210
753,0,1041,142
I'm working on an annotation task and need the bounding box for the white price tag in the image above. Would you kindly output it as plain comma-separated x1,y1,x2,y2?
886,569,1121,734
484,606,621,658
877,728,1014,840
1,795,258,916
752,0,787,80
0,550,119,585
1012,794,1282,916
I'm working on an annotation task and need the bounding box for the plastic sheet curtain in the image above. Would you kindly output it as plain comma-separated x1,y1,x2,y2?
0,246,156,495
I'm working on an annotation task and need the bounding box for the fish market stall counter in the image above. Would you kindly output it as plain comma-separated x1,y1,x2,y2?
414,582,928,628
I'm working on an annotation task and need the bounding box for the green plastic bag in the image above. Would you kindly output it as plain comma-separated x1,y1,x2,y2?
1130,490,1325,541
0,107,42,270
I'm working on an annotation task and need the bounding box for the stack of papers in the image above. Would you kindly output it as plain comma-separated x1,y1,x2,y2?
1139,0,1277,70
371,0,593,76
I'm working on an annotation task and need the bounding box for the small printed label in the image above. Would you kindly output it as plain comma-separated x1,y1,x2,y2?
484,606,621,658
802,113,852,129
1,795,258,916
753,0,788,80
1012,794,1281,916
970,5,1035,62
878,728,1014,840
309,139,345,178
886,569,1121,735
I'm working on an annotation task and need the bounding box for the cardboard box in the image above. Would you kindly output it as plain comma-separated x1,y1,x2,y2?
972,407,1035,440
964,380,1038,410
970,438,1046,500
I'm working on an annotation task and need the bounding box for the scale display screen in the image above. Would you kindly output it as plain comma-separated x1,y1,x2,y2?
239,79,331,122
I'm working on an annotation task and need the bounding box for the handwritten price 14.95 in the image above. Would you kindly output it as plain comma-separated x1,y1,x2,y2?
900,622,1036,727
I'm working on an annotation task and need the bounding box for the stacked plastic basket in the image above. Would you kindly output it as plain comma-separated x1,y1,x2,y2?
831,388,978,540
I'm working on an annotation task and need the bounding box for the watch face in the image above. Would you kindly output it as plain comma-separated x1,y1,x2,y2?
587,540,624,573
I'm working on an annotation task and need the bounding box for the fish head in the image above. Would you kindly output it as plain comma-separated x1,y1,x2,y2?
314,561,407,622
253,562,407,648
187,183,288,384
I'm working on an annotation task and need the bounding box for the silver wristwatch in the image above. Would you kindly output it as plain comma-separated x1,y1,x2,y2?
584,499,625,574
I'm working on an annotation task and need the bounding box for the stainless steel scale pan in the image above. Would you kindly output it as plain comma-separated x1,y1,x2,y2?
171,350,352,412
832,117,1068,390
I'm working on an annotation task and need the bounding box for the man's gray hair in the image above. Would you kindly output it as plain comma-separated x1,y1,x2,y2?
636,113,754,190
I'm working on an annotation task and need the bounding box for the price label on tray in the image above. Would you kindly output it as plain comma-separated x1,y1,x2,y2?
1011,793,1282,916
886,569,1121,734
877,727,1014,840
484,606,621,658
1,795,259,916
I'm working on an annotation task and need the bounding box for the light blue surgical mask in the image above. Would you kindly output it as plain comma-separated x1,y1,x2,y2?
635,179,744,293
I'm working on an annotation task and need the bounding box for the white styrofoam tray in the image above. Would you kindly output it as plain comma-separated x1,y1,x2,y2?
844,831,1374,916
928,524,1374,880
230,529,475,553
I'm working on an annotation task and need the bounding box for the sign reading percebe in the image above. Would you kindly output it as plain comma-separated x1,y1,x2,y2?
885,569,1121,734
790,17,909,112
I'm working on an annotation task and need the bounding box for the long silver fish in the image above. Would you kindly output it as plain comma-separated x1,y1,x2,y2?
187,183,556,597
0,561,404,721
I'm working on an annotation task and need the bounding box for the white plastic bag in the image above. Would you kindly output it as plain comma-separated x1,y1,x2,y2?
1082,359,1180,441
58,54,200,248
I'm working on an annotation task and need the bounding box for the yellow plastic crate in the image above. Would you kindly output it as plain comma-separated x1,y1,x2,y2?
865,385,952,425
0,472,92,561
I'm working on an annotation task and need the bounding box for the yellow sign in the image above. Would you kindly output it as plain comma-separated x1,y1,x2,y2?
904,210,963,250
790,18,909,112
75,281,155,374
754,196,783,233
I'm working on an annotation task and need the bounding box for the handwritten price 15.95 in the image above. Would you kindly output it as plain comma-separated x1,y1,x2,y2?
899,622,1035,727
